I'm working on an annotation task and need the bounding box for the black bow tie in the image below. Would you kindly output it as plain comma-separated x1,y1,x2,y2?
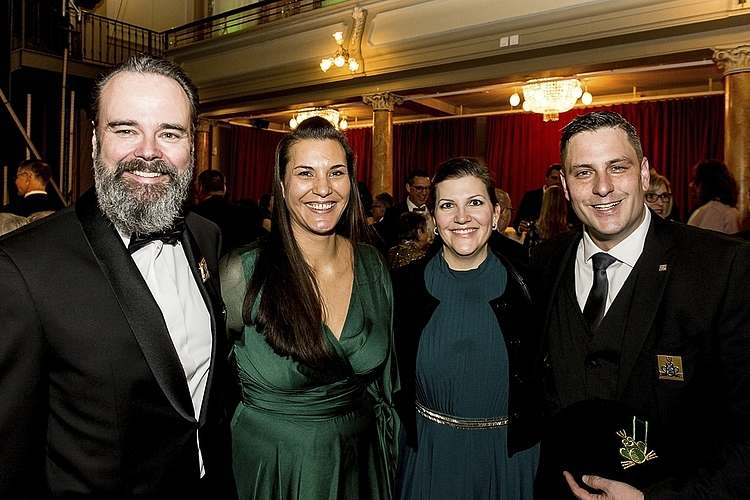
413,206,427,212
128,217,186,254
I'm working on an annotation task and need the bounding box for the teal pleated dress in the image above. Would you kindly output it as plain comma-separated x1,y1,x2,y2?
220,243,399,500
398,253,539,499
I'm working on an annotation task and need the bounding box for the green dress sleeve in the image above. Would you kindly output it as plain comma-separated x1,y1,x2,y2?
219,247,255,341
362,245,401,496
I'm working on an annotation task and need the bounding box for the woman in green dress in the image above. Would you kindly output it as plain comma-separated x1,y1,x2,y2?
391,158,544,499
220,117,399,499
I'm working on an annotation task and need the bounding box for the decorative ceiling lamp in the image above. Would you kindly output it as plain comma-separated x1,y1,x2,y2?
289,108,348,130
509,78,593,121
320,31,360,73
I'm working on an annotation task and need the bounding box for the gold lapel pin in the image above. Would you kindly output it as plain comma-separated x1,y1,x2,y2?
199,258,210,283
657,354,683,381
659,264,667,271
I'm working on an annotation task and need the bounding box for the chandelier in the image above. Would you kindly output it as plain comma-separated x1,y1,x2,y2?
510,78,593,121
289,108,348,130
320,32,360,73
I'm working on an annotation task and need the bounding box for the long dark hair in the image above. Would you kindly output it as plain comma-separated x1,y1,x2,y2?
694,159,738,207
242,117,372,367
536,185,569,240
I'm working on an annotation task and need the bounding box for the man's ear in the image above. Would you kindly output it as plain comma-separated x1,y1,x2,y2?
560,171,571,202
641,157,651,192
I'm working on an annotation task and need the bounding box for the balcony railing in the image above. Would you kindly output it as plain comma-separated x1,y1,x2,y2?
11,1,164,65
165,0,346,49
11,0,347,67
75,12,165,65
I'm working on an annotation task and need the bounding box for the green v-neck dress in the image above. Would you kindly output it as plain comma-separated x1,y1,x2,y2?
220,243,399,500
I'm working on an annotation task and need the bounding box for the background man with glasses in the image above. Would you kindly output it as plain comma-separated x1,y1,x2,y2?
1,160,65,216
379,169,432,248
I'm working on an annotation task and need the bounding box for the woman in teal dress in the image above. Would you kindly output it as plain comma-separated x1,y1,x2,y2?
220,117,399,499
391,158,544,499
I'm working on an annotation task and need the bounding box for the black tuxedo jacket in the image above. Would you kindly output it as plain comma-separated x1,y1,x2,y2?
378,201,410,248
531,213,750,498
1,192,65,217
189,195,267,255
513,187,544,231
0,188,236,499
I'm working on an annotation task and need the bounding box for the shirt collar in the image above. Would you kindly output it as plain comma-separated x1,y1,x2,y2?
24,190,47,197
406,198,425,212
582,206,650,268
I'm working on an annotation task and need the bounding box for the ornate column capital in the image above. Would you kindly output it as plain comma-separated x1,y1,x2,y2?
363,92,404,111
713,45,750,76
196,118,212,132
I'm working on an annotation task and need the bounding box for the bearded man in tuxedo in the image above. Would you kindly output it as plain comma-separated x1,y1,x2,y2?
0,53,236,499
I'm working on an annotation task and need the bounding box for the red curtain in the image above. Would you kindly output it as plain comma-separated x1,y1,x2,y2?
344,127,372,185
485,96,724,222
391,117,477,203
227,98,722,220
227,125,374,204
228,125,283,203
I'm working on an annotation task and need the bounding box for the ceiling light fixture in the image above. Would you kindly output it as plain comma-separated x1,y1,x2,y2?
510,78,594,121
581,80,593,105
289,107,348,130
509,87,521,107
320,31,359,73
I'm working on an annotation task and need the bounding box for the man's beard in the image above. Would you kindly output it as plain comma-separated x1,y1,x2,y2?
94,155,194,235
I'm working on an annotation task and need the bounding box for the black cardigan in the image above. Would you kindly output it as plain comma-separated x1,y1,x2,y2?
390,238,545,456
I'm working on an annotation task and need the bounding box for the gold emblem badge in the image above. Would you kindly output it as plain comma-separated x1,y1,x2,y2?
657,355,683,381
199,258,210,282
617,417,657,469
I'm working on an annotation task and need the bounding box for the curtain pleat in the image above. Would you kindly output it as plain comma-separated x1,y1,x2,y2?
226,97,722,220
392,118,477,203
228,125,282,203
485,96,724,222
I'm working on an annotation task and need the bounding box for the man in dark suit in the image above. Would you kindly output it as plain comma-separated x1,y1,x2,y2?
190,169,267,255
532,111,750,498
377,169,431,248
1,159,65,216
513,163,562,234
0,54,236,498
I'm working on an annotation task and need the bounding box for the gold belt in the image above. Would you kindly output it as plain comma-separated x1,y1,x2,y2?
415,400,509,430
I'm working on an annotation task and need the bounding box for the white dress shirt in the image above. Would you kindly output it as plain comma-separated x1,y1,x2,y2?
575,208,651,315
123,234,212,476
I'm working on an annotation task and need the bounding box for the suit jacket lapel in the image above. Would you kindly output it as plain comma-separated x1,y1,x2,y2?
543,230,585,407
615,216,676,399
75,188,195,420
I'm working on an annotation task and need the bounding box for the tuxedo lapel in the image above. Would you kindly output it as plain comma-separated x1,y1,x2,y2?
616,216,676,399
75,188,195,420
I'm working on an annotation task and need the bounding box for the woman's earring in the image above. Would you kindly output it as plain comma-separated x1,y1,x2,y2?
492,222,498,231
433,227,439,236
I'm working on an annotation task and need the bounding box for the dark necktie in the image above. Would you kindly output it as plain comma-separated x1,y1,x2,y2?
582,252,617,332
413,206,426,212
128,217,186,254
